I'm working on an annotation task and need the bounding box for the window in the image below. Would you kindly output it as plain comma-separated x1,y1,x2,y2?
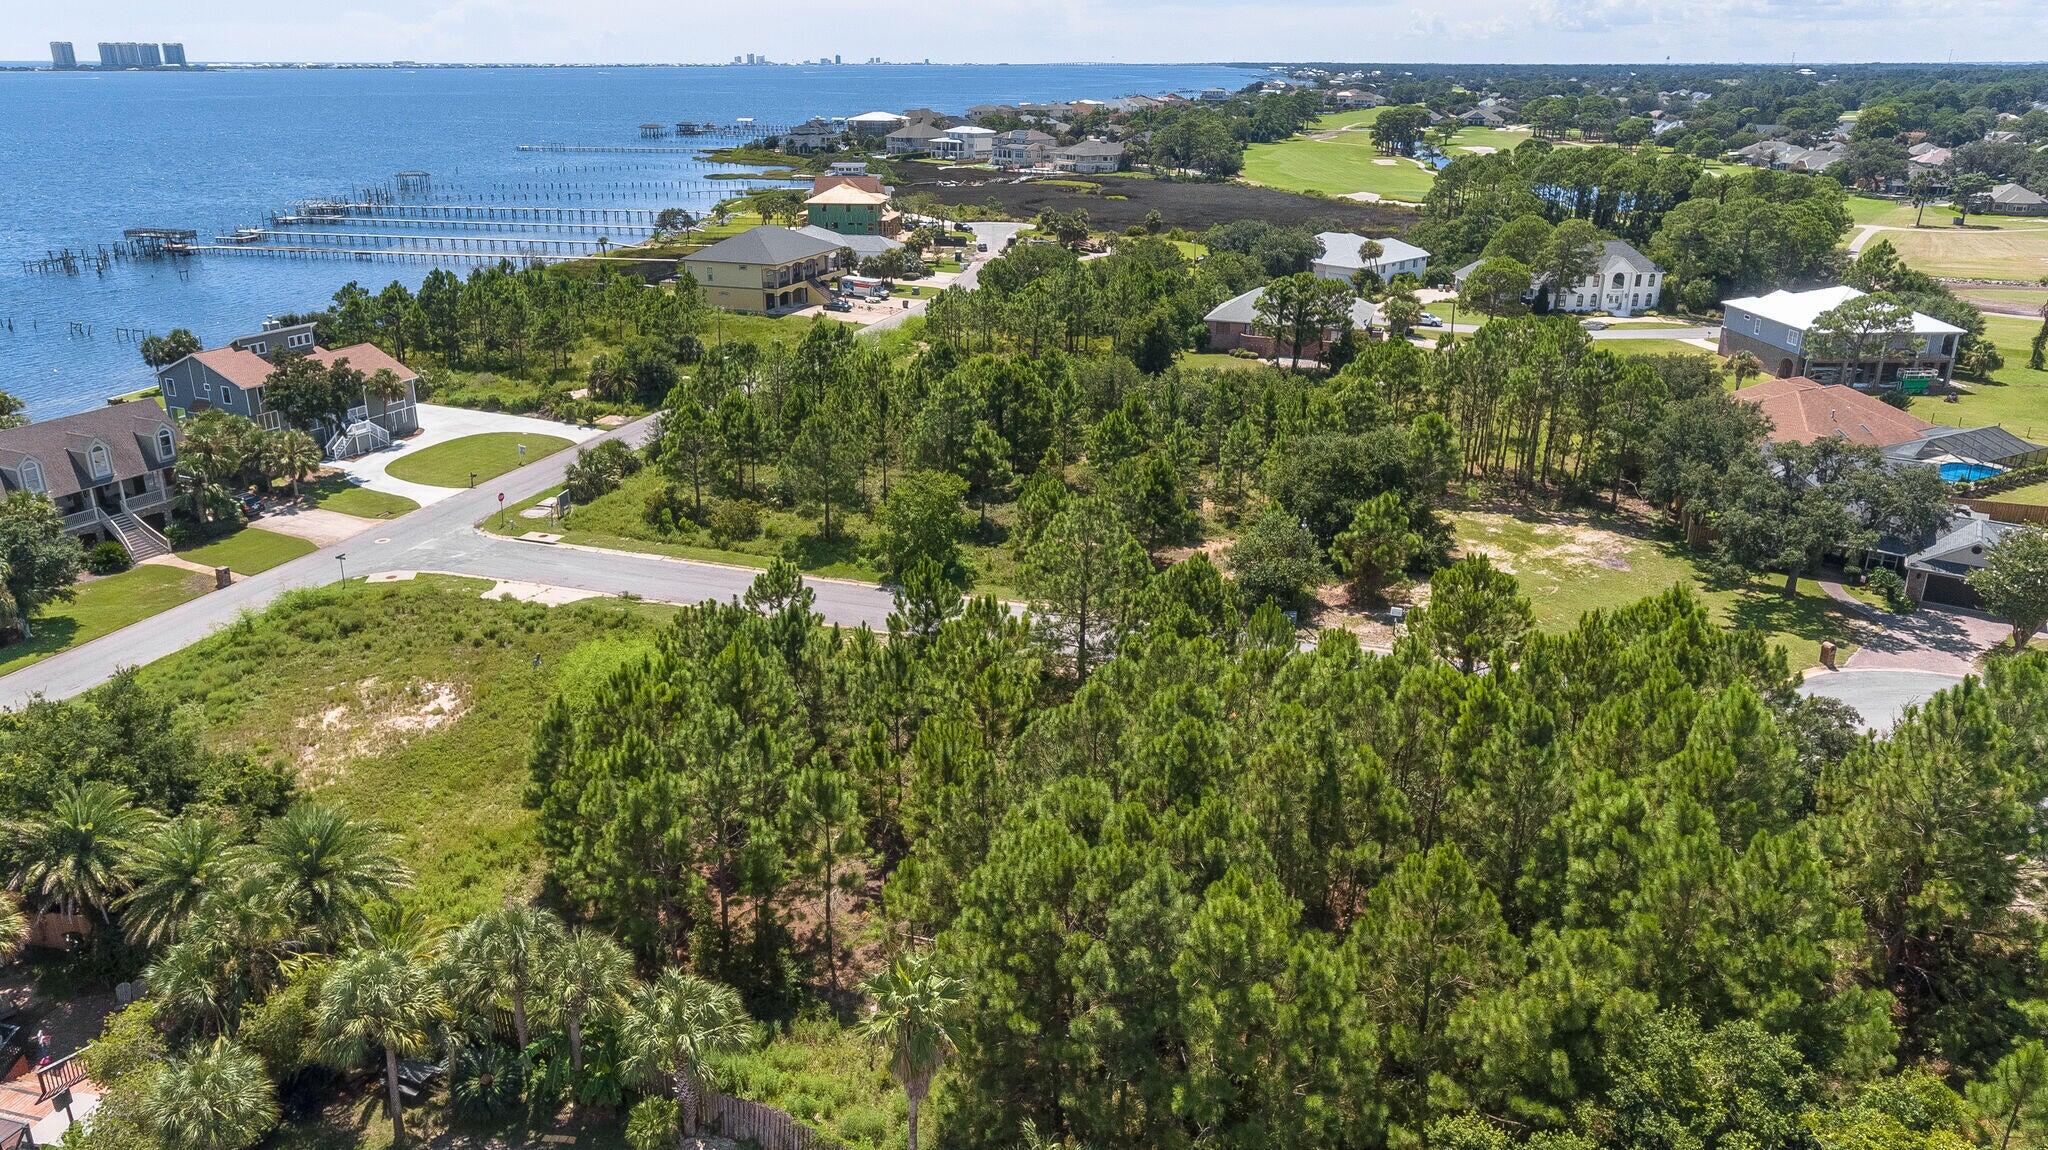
1635,274,1644,286
1751,316,1763,335
156,425,175,460
288,332,313,349
248,341,267,356
223,384,239,404
88,441,111,479
19,458,43,493
162,378,177,397
1611,272,1625,289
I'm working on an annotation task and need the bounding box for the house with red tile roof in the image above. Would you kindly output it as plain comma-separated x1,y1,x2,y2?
155,319,420,456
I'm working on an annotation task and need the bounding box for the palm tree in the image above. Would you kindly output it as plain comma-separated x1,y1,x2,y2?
9,780,157,923
142,1038,280,1150
1729,349,1764,389
261,429,322,500
244,804,410,950
318,944,449,1149
545,928,635,1075
450,903,563,1049
856,951,961,1150
0,896,26,963
619,970,756,1143
121,814,241,947
146,888,298,1035
365,368,408,411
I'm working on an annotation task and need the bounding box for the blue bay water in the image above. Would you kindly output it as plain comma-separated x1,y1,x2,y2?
0,63,1257,418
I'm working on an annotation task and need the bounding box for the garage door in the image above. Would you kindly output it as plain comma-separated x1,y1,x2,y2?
1920,572,1983,609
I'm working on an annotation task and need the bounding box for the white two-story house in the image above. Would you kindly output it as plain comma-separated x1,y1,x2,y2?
1312,232,1430,284
1547,240,1666,317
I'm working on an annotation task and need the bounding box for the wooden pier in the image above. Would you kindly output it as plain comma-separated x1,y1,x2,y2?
211,229,622,255
296,201,665,223
170,242,680,268
269,214,655,235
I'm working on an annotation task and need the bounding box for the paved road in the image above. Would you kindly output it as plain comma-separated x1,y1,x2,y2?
0,416,896,709
1797,668,1965,732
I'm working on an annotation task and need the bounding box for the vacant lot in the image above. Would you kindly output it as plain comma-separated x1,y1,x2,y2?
903,172,1414,231
1847,195,2042,231
386,432,574,488
1450,507,1861,669
178,526,317,575
1883,226,2048,281
138,576,674,922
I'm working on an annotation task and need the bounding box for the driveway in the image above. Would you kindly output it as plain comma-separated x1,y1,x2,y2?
860,222,1027,336
1795,582,2010,729
0,416,897,710
331,404,602,507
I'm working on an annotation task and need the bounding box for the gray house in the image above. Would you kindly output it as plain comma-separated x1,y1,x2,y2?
0,401,180,559
156,319,421,456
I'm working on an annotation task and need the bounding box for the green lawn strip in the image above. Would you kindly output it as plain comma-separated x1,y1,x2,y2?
136,575,674,923
1311,107,1390,131
1908,315,2048,438
1604,338,1718,358
890,284,941,300
0,565,211,675
1449,507,1858,669
1241,138,1436,202
1424,301,1483,327
293,474,419,519
1881,226,2048,281
1179,352,1276,372
177,527,318,575
1845,195,2039,231
385,432,574,488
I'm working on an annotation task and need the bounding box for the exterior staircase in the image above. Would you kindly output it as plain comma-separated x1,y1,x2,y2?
327,419,393,460
105,509,173,562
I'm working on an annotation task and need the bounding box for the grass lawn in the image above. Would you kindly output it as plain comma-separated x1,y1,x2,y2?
385,432,574,488
294,473,420,519
137,576,675,922
1908,315,2048,437
1179,351,1278,372
1446,126,1533,153
1241,137,1437,202
0,565,210,675
1956,286,2048,313
1425,301,1481,327
1450,507,1858,669
1171,239,1210,259
177,526,317,575
1604,337,1718,358
1881,225,2048,281
1311,107,1389,130
891,284,941,300
1845,195,2041,231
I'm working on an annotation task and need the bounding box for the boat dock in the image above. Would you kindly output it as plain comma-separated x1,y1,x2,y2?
168,243,680,267
206,229,624,255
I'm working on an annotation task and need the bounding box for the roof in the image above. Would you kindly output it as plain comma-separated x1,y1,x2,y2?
1884,424,2046,467
1205,286,1379,329
1906,514,2016,575
812,173,884,196
188,346,276,390
308,343,417,380
794,226,902,260
996,129,1056,145
684,224,843,267
946,124,997,137
1722,285,1966,336
1314,231,1430,271
805,184,891,206
1600,239,1660,275
0,401,177,501
1990,182,2048,206
886,122,949,141
846,111,905,124
1728,376,1934,447
1059,139,1125,157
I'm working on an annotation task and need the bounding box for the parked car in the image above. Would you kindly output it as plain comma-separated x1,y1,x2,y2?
824,298,853,313
1579,319,1611,331
1417,313,1445,328
976,242,989,252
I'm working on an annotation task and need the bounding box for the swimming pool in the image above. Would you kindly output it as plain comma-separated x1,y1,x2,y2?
1939,462,2003,483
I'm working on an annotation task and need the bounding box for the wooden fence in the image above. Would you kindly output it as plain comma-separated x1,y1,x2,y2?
1956,498,2048,526
699,1088,846,1150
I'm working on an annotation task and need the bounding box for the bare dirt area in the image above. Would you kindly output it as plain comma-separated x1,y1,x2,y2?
292,677,471,784
903,173,1417,232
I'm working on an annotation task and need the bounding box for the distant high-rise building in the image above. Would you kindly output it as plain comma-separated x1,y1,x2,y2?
161,42,186,66
49,42,77,68
97,41,165,68
834,54,842,65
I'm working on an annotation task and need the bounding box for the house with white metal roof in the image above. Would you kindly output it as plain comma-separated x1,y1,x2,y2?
1719,285,1966,384
1311,232,1430,284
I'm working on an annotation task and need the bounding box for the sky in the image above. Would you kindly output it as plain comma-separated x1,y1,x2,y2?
11,0,2048,66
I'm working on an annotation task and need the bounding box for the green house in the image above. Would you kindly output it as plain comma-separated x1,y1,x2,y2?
803,184,895,236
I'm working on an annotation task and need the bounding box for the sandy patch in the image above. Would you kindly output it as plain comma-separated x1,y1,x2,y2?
253,506,379,547
141,553,219,576
1343,190,1385,203
1372,158,1399,166
483,578,602,606
1457,512,1636,575
292,678,470,784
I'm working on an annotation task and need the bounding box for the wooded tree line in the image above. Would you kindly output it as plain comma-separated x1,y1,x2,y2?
1416,146,1852,310
528,540,2048,1150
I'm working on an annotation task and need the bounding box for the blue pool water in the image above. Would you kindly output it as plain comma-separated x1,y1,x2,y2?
1940,462,2002,483
0,63,1259,418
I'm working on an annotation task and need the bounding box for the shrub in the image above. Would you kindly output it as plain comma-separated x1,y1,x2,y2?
709,499,762,545
1867,567,1914,613
563,439,643,505
85,540,133,575
642,482,696,535
626,1098,681,1150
